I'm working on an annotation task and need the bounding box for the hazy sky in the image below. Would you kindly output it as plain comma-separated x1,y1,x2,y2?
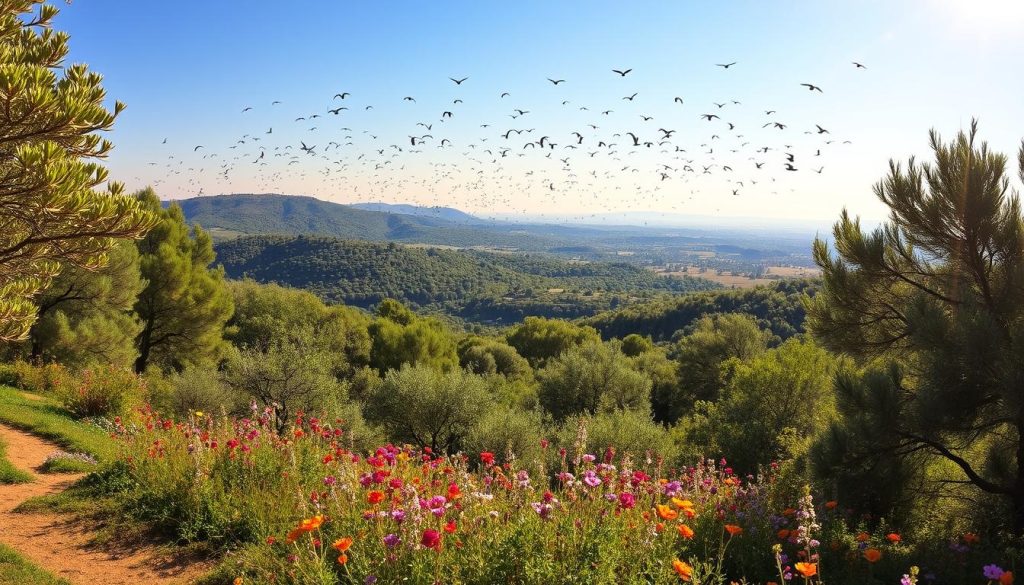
56,0,1024,223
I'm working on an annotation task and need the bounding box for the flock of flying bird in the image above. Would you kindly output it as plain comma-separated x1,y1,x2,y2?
142,61,867,219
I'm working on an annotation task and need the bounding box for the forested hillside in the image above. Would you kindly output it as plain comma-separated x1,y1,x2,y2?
176,193,567,250
584,278,815,341
214,234,720,321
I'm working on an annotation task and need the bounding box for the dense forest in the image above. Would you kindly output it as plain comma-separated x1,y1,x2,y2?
214,234,720,321
584,278,815,341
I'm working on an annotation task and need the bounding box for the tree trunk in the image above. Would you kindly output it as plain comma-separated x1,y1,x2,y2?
134,322,152,374
1015,419,1024,536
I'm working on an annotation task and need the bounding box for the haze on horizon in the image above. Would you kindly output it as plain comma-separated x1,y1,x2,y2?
57,0,1024,223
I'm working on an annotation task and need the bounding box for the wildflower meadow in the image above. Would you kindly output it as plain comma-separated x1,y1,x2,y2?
89,405,1019,585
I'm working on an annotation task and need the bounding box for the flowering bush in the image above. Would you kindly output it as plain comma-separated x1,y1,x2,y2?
58,364,145,418
100,408,1019,585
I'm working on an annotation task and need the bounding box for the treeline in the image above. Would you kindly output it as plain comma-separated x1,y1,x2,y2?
584,278,815,341
213,234,720,321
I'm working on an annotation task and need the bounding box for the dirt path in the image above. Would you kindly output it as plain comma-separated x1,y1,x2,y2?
0,423,212,585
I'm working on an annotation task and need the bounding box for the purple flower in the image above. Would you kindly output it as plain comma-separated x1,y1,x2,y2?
983,565,1005,580
583,471,602,487
582,453,596,463
391,509,406,523
531,501,554,519
383,533,400,548
901,576,913,585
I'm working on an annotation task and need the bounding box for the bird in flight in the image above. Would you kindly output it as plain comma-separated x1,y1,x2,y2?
328,107,347,115
334,92,350,99
785,163,798,171
547,78,566,85
801,83,823,92
623,93,637,101
674,97,684,104
716,62,737,69
449,77,469,85
852,62,867,69
403,96,416,102
193,145,203,151
242,106,253,112
271,100,282,105
816,124,829,134
700,114,720,121
500,92,510,98
612,68,632,77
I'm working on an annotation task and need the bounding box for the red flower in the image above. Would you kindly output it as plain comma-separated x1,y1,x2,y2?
480,451,495,465
421,528,442,550
886,532,901,543
444,520,457,533
368,490,385,504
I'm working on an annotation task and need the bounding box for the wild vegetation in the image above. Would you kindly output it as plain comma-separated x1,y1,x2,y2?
213,234,719,322
1,1,1024,583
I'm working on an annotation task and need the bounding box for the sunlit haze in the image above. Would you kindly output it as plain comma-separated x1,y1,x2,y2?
57,0,1024,224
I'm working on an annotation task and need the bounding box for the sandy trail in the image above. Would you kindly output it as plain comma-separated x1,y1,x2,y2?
0,423,211,585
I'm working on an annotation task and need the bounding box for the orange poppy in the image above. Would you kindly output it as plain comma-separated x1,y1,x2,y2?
672,559,693,582
855,531,870,542
656,504,679,521
724,524,743,537
672,498,695,511
332,537,353,552
337,553,348,565
777,529,790,539
886,532,901,543
825,500,838,510
1001,571,1014,585
286,527,305,543
677,524,695,539
963,532,980,544
795,562,817,578
863,548,882,563
367,491,385,504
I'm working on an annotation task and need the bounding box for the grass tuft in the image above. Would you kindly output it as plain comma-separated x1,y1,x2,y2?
0,543,70,585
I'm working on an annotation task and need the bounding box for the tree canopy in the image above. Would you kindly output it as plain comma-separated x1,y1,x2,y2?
0,1,154,341
809,122,1024,533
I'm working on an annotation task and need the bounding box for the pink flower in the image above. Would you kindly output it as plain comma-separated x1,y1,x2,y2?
421,529,442,550
618,492,636,509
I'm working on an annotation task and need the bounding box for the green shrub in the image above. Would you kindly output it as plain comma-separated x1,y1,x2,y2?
58,365,146,419
7,361,70,395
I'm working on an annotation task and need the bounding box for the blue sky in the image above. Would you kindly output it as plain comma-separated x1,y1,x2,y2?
56,0,1024,223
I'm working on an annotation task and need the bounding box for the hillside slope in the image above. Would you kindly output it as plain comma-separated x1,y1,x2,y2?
214,235,720,322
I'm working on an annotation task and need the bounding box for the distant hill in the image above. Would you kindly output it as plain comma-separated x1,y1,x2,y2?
349,202,488,225
214,235,720,323
172,193,566,251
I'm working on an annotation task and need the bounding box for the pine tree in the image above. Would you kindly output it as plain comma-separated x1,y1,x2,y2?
0,2,154,340
809,121,1024,533
133,189,233,373
25,240,143,367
